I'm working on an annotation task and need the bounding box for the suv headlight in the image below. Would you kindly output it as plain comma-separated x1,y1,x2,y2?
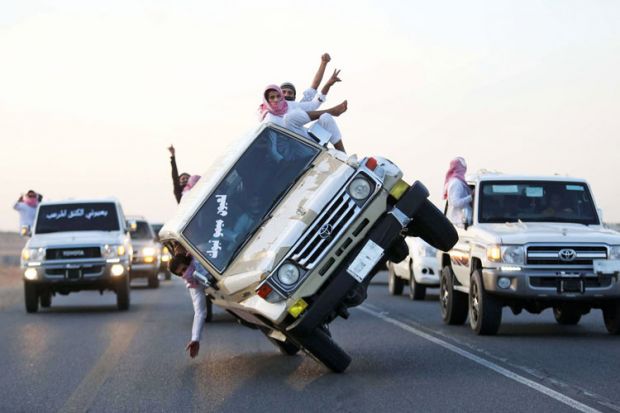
277,263,300,285
102,244,126,259
142,247,157,257
610,246,620,260
21,247,45,262
486,245,525,265
348,177,372,201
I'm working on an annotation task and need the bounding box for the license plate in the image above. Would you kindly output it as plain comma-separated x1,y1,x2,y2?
593,260,620,275
560,278,583,293
66,269,81,280
347,240,384,282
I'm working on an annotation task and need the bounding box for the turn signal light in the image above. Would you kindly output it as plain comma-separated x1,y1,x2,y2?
257,283,273,299
288,298,308,318
389,179,410,200
366,157,378,171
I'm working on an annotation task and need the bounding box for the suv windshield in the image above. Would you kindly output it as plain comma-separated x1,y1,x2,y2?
183,127,320,272
130,221,155,241
479,181,599,225
36,203,120,234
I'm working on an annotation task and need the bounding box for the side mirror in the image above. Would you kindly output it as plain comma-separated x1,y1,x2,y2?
126,219,138,233
20,225,31,237
597,208,604,224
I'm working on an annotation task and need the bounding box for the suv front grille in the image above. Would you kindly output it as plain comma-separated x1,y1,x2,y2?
290,192,361,270
46,247,102,260
526,245,607,266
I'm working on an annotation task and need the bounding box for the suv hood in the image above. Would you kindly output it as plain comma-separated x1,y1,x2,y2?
27,231,125,249
476,223,620,245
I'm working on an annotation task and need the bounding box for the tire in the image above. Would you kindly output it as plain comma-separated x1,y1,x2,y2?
205,296,213,323
439,266,468,325
164,271,172,281
406,199,458,252
40,291,52,308
262,329,300,356
386,237,409,264
24,282,39,313
409,263,426,301
388,262,404,296
116,276,130,311
602,300,620,335
553,306,582,325
292,328,352,373
469,270,502,335
148,271,160,289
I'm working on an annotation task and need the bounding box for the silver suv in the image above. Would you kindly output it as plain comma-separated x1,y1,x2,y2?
440,174,620,335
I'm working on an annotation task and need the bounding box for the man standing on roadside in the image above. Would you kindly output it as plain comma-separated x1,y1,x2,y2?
168,145,190,204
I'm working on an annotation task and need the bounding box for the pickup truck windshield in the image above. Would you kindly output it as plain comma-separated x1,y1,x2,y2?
183,127,320,272
35,203,120,234
479,181,599,225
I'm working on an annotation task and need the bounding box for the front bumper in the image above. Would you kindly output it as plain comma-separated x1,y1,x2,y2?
482,267,620,299
130,258,160,277
22,258,130,288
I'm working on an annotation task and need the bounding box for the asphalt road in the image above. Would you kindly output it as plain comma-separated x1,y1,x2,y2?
1,273,619,413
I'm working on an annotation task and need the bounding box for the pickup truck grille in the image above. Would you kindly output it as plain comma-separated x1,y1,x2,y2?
46,247,102,260
526,245,607,266
290,192,360,269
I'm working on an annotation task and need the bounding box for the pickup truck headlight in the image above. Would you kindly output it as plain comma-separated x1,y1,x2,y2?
142,247,157,257
348,177,372,201
610,246,620,260
277,263,300,285
487,245,525,265
102,244,126,259
21,247,45,262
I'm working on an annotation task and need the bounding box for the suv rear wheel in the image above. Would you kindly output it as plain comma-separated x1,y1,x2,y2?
439,266,467,324
291,328,351,373
148,271,160,289
469,270,502,335
553,306,582,325
24,282,39,313
388,262,404,295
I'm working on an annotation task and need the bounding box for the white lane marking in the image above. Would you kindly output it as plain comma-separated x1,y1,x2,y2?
358,305,602,413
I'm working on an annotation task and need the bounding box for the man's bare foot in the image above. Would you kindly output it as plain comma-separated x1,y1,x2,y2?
329,100,348,117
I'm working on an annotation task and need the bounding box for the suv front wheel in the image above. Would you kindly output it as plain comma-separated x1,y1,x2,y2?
469,270,502,335
602,300,620,335
24,282,39,313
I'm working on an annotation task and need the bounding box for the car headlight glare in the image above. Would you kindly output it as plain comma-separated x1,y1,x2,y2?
348,177,372,201
277,263,300,285
142,247,156,257
609,246,620,260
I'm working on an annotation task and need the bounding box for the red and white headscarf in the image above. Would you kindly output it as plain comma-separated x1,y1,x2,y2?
182,175,201,194
443,157,467,199
258,84,288,121
23,193,39,208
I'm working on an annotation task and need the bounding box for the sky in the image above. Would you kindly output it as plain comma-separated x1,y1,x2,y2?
2,0,619,231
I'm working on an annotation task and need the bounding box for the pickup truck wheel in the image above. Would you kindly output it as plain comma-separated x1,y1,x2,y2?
291,328,351,373
553,306,581,325
164,271,172,281
405,199,458,252
116,276,130,311
409,261,426,301
386,237,409,264
439,266,467,324
469,270,502,335
40,291,52,308
148,271,160,289
24,282,39,313
602,301,620,335
388,262,404,295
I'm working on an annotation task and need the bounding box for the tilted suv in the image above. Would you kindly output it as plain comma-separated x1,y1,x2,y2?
21,198,133,312
128,216,161,288
160,123,457,372
439,174,620,335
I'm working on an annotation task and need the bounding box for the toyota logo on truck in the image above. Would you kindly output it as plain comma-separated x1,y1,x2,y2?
558,248,577,262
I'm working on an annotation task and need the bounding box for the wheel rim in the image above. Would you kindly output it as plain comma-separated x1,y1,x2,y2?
470,279,480,325
440,271,449,316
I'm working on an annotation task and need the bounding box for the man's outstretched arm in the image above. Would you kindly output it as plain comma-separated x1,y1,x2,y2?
310,53,331,91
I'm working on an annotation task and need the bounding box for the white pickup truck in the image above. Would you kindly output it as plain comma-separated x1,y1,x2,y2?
439,174,620,335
